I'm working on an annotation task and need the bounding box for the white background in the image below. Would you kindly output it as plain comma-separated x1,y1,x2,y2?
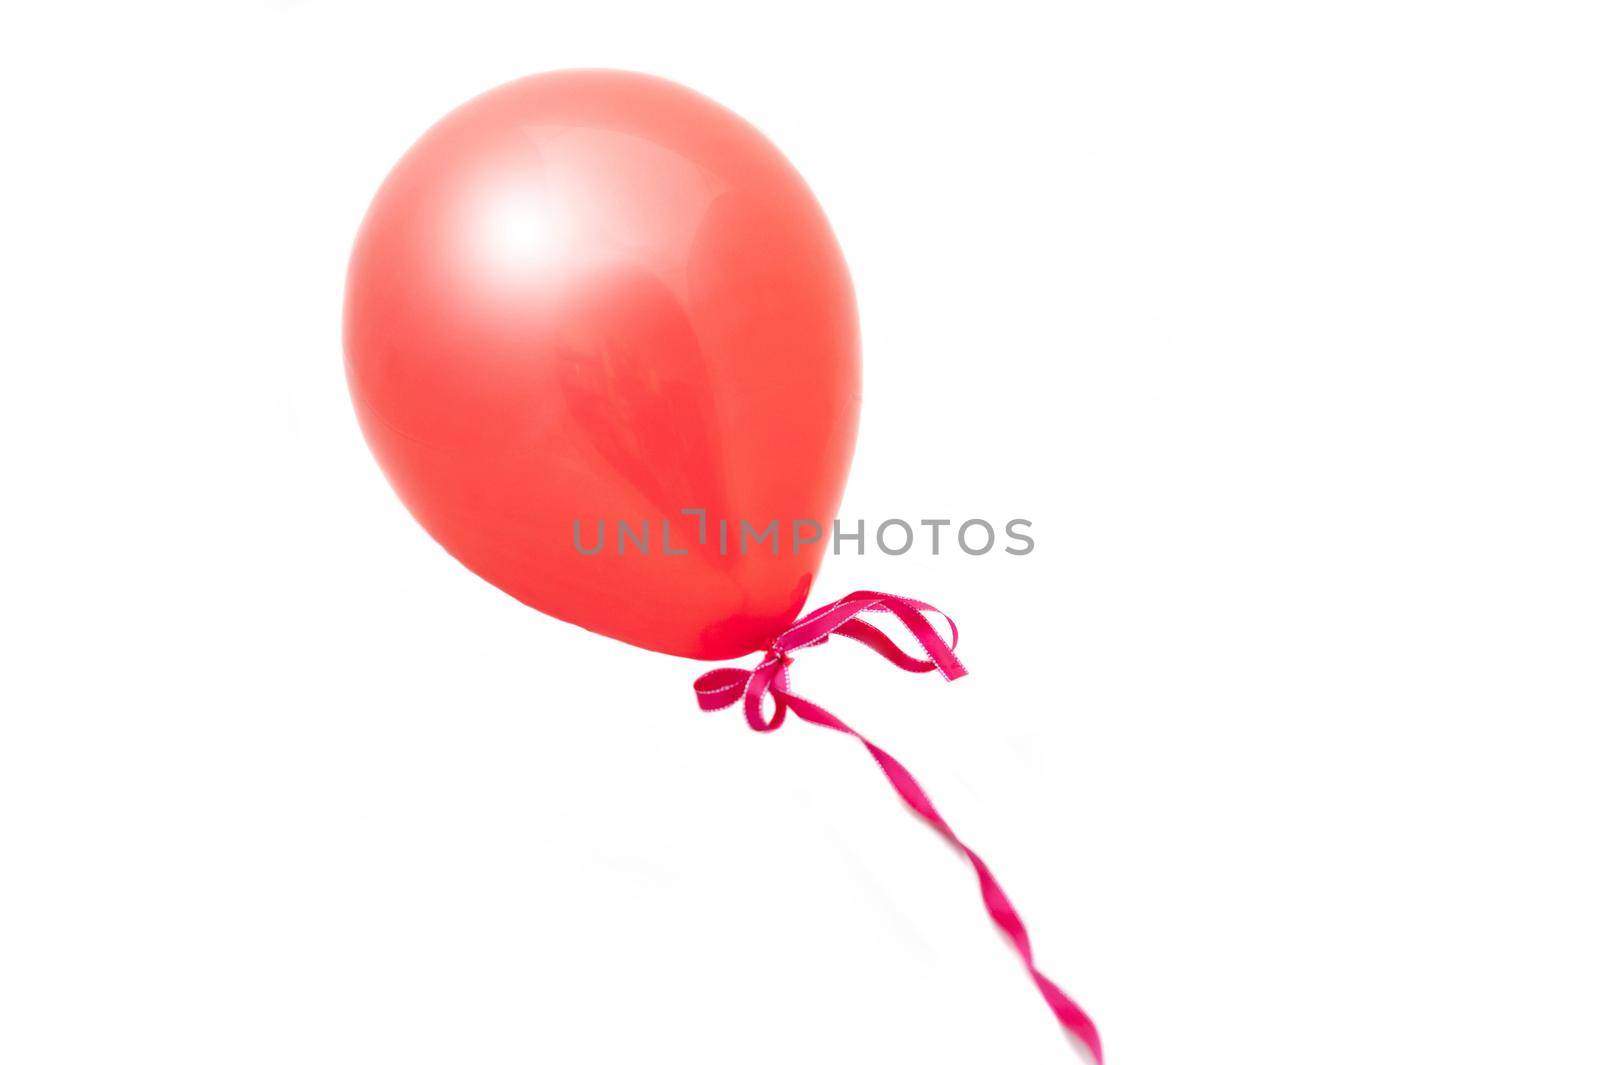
3,2,1597,1062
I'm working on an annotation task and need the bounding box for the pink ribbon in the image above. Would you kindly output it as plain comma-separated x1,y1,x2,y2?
694,590,1103,1062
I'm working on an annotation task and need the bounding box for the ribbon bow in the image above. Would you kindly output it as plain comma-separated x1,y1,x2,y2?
694,591,1103,1063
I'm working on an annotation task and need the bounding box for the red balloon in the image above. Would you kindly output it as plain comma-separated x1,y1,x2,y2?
344,70,859,659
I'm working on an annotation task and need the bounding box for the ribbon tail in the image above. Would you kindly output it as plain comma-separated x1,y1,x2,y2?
781,692,1104,1064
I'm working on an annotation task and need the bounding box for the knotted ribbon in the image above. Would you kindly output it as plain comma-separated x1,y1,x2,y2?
694,590,1102,1063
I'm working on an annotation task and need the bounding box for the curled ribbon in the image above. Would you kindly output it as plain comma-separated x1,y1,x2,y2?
694,590,1103,1062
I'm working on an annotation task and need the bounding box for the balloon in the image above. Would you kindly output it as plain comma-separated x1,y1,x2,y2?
344,71,860,659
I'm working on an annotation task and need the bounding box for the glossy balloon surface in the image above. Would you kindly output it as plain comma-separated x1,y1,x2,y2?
345,71,859,659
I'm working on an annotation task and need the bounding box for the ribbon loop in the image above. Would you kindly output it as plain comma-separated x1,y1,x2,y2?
693,590,1102,1063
